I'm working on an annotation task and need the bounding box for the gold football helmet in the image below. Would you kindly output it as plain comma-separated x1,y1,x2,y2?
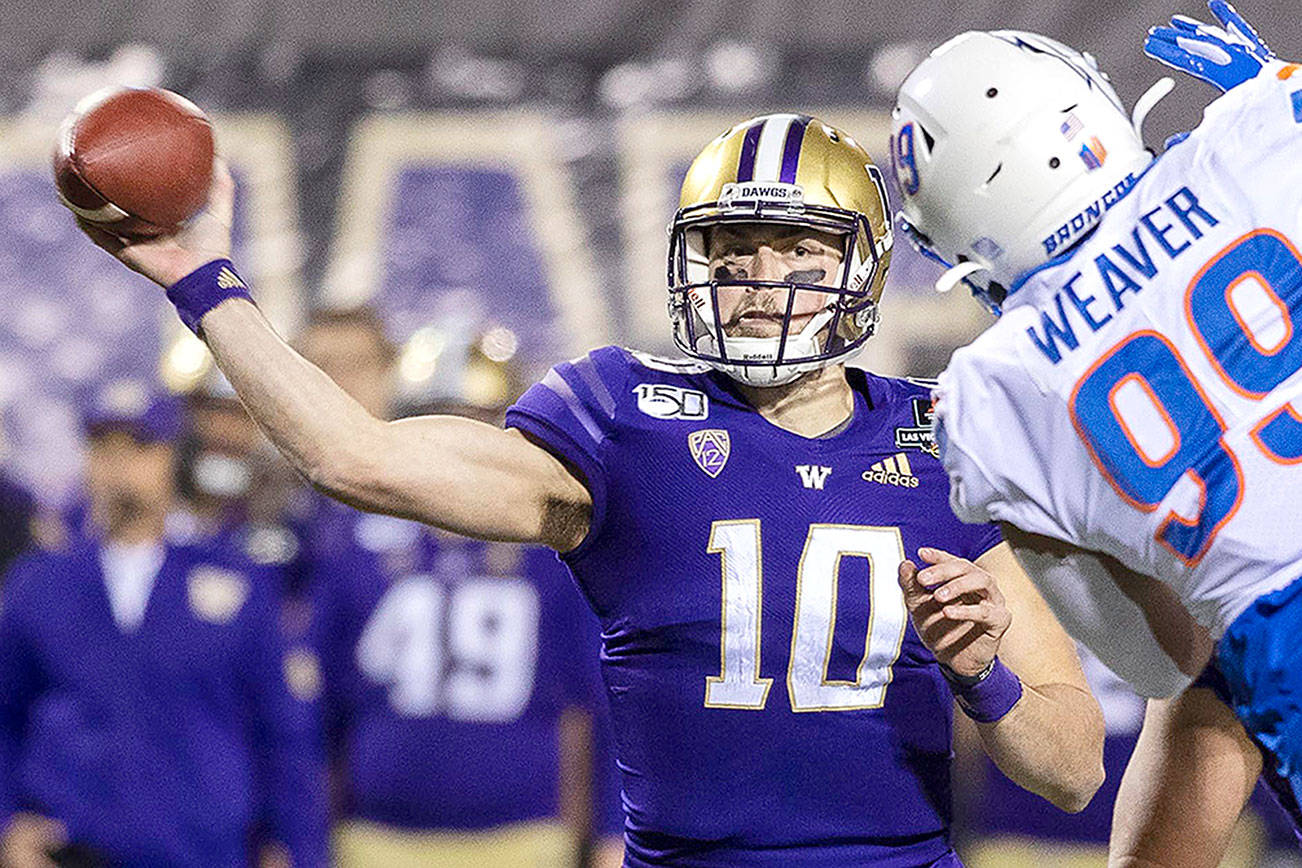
669,113,893,386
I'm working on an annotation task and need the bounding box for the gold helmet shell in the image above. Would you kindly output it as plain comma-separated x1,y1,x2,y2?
669,113,894,386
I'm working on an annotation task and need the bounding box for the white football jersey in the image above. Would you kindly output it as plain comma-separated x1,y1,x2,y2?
939,68,1302,647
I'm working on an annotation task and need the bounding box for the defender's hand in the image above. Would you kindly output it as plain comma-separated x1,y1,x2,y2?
77,158,235,288
899,547,1011,678
1145,0,1276,92
0,812,66,868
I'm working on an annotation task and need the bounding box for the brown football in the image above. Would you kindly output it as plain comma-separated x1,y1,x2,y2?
53,86,214,238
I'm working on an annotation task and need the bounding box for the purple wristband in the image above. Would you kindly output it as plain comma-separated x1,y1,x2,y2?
165,259,255,334
946,657,1023,723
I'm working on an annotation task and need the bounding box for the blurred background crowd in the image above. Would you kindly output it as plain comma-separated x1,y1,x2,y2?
2,1,1302,865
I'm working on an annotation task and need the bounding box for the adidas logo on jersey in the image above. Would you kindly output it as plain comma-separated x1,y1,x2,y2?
863,453,920,488
795,464,832,490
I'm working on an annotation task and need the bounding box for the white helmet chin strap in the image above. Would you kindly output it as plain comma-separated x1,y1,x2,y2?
707,306,840,387
934,260,987,295
1131,77,1175,140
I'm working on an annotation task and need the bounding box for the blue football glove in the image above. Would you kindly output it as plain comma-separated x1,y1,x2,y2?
1144,0,1275,92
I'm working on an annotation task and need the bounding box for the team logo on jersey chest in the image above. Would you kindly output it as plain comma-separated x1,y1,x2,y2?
635,383,708,419
894,397,939,458
863,453,920,488
688,429,731,478
795,465,832,490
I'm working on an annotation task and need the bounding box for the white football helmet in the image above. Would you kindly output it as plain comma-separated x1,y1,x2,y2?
892,31,1159,312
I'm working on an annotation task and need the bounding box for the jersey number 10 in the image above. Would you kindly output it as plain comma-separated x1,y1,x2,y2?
704,521,909,712
1071,229,1302,564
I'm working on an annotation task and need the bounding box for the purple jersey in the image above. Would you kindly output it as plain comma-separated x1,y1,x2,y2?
506,347,1002,866
0,534,326,867
304,501,615,831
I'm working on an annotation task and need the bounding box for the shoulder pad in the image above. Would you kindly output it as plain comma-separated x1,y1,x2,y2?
624,349,713,375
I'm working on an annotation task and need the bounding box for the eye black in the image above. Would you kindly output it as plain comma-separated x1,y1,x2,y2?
1049,157,1061,169
986,87,998,98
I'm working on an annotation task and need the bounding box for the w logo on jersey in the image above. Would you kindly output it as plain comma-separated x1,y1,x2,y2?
795,465,832,490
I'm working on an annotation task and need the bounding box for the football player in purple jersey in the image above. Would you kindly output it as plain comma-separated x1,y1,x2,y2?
76,113,1105,866
0,382,326,868
296,310,622,867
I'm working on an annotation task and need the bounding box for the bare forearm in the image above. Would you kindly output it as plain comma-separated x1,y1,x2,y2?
1108,693,1258,868
976,680,1105,812
199,299,382,490
196,299,590,546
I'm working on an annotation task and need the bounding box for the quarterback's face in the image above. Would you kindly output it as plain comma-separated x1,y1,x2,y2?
706,223,845,338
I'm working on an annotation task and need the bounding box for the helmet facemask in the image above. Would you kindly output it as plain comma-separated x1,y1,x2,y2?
668,191,888,387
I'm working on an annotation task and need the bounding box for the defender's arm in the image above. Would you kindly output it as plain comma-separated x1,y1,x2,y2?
1109,688,1260,868
78,166,591,551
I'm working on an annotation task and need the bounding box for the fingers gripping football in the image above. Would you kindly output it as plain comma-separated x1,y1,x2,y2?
76,158,236,287
898,547,1011,678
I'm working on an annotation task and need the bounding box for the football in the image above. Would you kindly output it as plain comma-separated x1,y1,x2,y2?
53,86,214,238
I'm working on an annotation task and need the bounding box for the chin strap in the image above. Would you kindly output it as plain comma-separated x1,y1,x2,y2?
934,260,987,295
1131,76,1175,140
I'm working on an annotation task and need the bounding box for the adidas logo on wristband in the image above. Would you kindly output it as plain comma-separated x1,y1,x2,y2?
216,267,247,290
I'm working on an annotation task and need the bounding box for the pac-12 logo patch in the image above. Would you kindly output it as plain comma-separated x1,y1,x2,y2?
635,383,708,419
894,397,939,458
688,429,731,478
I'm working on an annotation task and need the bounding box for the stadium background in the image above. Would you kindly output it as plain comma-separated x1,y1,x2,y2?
2,0,1302,864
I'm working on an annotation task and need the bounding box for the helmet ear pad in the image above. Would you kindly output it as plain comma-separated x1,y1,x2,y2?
892,30,1152,295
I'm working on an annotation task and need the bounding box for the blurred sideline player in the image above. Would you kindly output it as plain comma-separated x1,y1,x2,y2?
296,309,622,868
0,381,327,868
77,114,1106,865
890,4,1302,861
0,468,35,579
175,373,300,538
173,373,309,618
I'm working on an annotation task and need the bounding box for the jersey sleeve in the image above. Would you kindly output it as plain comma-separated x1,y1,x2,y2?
935,337,1080,543
1193,66,1302,214
505,346,629,555
934,359,1002,527
1010,543,1195,699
